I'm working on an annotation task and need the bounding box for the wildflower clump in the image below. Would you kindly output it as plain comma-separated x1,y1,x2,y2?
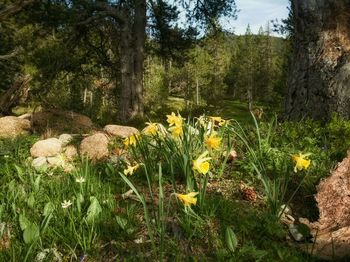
166,112,184,138
204,133,222,151
142,122,159,136
176,192,198,207
124,134,139,148
209,116,226,127
193,151,211,175
124,164,141,176
292,153,311,172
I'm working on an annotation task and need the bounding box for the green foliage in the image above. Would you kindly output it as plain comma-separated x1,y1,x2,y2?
3,113,348,260
327,113,350,160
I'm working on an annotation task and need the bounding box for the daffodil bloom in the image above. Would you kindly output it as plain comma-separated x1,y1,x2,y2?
142,122,158,136
166,112,183,126
61,200,72,209
123,134,139,147
197,115,207,127
76,176,85,183
176,192,199,207
209,116,226,126
205,134,222,150
193,151,211,175
292,153,311,172
168,124,183,138
124,164,140,176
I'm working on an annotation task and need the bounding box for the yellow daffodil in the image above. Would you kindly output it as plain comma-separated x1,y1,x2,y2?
292,153,311,172
193,151,211,175
123,134,139,147
176,192,199,207
124,164,140,176
205,134,222,150
142,122,158,136
168,124,183,138
166,112,183,127
209,116,226,126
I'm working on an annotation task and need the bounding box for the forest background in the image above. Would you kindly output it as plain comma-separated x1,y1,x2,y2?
0,0,289,124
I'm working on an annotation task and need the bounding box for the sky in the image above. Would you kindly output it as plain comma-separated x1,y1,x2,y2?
229,0,290,35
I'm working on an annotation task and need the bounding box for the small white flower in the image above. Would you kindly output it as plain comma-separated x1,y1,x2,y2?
134,237,143,244
75,176,85,183
188,126,199,135
61,200,72,209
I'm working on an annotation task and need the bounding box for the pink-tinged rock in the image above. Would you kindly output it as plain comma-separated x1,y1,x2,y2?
104,125,138,138
80,133,109,161
30,138,62,157
0,116,31,138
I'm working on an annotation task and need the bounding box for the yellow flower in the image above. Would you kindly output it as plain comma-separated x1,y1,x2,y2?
168,124,183,138
142,122,158,136
166,112,183,126
205,134,222,150
292,153,311,172
193,151,211,175
124,164,140,176
123,134,139,147
209,116,226,126
176,192,199,207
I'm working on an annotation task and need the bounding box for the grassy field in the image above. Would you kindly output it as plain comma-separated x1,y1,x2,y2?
1,101,348,261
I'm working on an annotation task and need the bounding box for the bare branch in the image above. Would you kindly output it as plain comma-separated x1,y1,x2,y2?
0,46,23,60
0,0,38,21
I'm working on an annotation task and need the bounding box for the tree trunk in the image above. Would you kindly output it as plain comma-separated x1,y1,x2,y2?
118,0,146,122
285,0,350,121
131,0,146,118
0,74,31,114
119,18,133,122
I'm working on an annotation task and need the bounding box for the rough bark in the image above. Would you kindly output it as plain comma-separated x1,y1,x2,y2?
131,0,146,118
285,0,350,121
119,15,133,122
0,74,31,114
118,0,146,122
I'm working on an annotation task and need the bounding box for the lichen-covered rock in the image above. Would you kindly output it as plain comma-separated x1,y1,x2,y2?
80,133,109,161
59,134,73,146
64,145,78,161
47,156,65,167
30,138,62,157
32,110,93,134
0,116,31,138
32,157,48,171
104,125,138,138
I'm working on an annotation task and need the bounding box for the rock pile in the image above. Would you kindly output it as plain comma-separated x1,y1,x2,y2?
30,134,77,171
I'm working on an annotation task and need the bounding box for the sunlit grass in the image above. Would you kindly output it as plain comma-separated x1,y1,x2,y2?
1,110,343,261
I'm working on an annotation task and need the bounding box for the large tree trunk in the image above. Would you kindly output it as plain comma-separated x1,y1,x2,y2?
119,17,133,122
285,0,350,121
118,0,146,122
131,0,146,118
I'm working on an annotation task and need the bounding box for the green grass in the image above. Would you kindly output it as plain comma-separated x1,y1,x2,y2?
146,97,268,127
1,110,344,261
